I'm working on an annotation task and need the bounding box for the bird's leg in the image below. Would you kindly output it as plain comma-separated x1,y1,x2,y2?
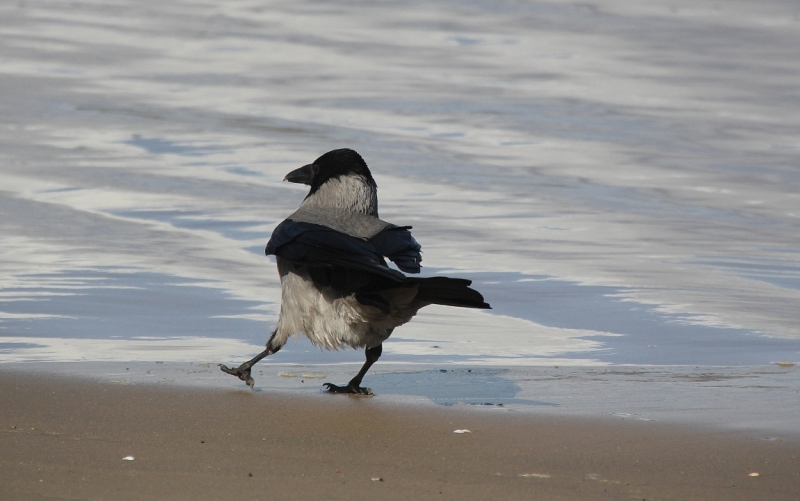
324,344,382,395
219,330,281,389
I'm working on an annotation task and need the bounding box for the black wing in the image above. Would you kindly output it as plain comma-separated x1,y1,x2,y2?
265,219,421,281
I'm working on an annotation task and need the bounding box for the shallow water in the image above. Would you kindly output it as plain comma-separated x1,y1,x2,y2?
2,0,800,374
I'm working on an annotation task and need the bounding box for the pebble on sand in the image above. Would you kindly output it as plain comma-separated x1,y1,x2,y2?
749,472,760,477
453,429,471,434
122,456,135,461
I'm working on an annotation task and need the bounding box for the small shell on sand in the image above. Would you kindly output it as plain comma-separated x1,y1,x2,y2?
749,472,760,477
453,429,471,434
519,473,551,478
122,456,135,461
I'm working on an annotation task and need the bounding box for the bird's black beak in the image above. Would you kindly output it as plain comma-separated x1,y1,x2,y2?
283,163,318,185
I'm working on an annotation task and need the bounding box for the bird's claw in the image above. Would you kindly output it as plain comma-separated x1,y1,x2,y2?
219,364,255,389
323,382,373,395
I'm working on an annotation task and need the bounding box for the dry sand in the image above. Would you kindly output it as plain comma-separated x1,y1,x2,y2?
1,370,798,501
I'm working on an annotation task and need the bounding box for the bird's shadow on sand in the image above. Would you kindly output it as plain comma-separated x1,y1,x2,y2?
364,368,557,407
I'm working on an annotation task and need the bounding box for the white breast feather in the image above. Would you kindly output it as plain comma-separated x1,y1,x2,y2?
273,260,418,350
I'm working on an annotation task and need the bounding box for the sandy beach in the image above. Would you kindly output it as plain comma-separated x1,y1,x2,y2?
2,370,798,501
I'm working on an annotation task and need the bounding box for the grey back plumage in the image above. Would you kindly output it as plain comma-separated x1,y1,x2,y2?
287,206,391,240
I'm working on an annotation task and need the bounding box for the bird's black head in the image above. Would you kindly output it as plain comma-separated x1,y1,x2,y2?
284,149,376,194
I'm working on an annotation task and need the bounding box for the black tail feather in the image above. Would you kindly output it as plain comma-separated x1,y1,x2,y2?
414,276,491,309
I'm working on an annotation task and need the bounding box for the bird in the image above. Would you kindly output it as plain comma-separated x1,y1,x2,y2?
220,148,490,394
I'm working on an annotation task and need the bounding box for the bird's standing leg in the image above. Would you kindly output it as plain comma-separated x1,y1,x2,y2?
324,344,382,395
219,330,282,389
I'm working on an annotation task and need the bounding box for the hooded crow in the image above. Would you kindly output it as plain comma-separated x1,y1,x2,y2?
220,148,490,394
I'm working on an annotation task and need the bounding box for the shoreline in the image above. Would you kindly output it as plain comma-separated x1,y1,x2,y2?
2,360,798,436
2,368,799,500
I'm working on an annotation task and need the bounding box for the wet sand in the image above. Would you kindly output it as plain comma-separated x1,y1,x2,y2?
1,371,798,501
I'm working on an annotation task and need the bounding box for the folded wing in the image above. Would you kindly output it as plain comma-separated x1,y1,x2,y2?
265,218,422,281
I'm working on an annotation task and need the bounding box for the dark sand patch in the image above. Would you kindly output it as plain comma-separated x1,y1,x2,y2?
1,371,798,500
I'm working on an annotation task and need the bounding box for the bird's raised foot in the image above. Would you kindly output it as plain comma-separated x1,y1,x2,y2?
323,382,373,395
219,363,255,389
